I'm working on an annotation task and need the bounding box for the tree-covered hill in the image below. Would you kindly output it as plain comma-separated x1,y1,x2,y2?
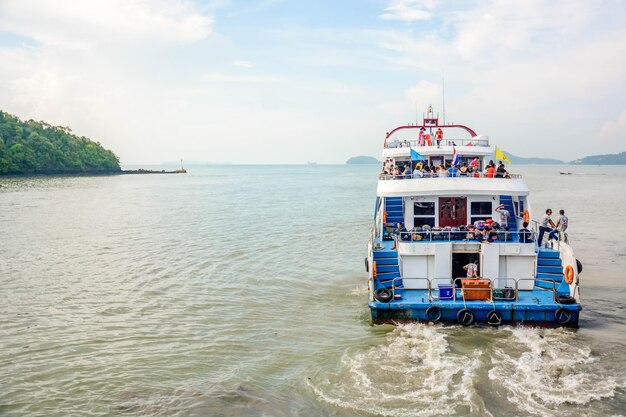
0,111,120,175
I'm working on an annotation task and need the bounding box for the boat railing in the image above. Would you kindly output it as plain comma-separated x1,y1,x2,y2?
388,277,536,302
394,229,531,243
379,173,523,180
386,138,489,148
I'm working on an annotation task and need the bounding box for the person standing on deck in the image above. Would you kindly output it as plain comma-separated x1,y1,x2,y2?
464,260,479,279
435,128,443,148
495,204,510,228
418,128,426,146
538,209,557,247
550,209,569,241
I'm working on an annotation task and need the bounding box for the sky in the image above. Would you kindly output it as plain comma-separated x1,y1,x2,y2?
0,0,625,164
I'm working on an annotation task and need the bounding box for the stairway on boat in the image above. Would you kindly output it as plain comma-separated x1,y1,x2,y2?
385,197,404,225
498,195,518,231
374,248,401,289
535,248,569,295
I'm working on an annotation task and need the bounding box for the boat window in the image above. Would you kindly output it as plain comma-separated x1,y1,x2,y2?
414,202,436,227
470,201,492,224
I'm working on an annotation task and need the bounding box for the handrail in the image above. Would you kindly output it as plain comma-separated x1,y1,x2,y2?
384,124,478,147
386,138,489,148
393,229,533,243
379,173,523,180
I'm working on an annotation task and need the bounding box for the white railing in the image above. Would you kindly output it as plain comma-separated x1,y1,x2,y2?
379,172,523,180
386,138,489,148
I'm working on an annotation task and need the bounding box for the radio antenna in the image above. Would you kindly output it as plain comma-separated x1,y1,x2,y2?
442,69,446,124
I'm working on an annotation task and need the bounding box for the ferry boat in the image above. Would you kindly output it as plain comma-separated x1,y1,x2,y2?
366,107,583,327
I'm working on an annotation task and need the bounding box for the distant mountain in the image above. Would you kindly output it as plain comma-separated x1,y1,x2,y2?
346,155,380,165
497,151,565,165
571,151,626,165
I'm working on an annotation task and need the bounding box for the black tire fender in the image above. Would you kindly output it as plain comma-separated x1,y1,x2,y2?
374,288,393,303
576,259,583,275
555,307,573,324
556,295,576,305
487,310,503,326
425,306,442,322
456,308,475,326
365,257,369,273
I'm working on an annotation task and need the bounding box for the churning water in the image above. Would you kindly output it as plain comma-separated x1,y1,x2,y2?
1,164,625,417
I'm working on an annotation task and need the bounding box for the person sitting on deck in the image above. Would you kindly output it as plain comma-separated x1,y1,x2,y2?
519,221,533,243
485,164,496,178
402,165,411,178
412,165,423,178
438,165,448,177
448,164,459,177
459,163,469,176
391,222,409,249
495,161,508,178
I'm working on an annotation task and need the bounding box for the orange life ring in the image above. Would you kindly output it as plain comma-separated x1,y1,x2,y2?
523,210,530,223
564,265,574,284
373,261,377,278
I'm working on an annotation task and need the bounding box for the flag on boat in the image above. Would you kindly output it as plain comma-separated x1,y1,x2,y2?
451,146,459,166
410,148,425,161
495,146,511,164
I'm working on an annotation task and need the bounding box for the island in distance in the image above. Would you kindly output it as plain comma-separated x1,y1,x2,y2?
346,156,381,165
0,110,185,176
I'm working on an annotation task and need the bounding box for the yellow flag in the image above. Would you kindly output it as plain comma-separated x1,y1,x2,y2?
495,146,511,164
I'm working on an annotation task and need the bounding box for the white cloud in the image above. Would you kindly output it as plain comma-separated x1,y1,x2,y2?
0,0,213,46
232,60,254,67
380,0,436,22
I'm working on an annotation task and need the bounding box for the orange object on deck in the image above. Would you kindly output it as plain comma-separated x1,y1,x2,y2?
461,279,492,300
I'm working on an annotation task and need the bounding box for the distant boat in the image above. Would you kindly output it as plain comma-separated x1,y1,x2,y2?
560,172,572,175
307,161,317,166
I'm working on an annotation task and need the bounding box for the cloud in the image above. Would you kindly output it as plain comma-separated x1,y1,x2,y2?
232,60,254,68
0,0,213,47
380,0,436,22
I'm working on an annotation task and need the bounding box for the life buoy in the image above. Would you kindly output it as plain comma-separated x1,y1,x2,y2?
564,265,574,284
372,261,377,278
523,210,530,223
425,306,442,322
383,210,387,224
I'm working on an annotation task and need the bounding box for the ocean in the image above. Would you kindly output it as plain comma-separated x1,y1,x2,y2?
1,164,625,417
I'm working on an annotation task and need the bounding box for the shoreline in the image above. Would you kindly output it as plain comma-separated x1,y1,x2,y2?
0,168,187,179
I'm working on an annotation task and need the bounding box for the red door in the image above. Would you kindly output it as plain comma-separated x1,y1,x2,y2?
439,197,467,227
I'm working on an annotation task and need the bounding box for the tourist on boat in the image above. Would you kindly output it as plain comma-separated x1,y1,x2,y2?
418,128,426,146
447,164,459,177
402,165,412,178
392,165,401,179
495,161,508,178
458,163,469,176
485,164,496,178
549,209,569,241
424,132,432,146
469,157,480,170
435,128,443,147
538,209,557,247
438,165,448,177
430,165,438,178
519,221,533,243
384,158,392,172
495,204,510,226
412,165,423,178
464,259,479,278
379,169,388,179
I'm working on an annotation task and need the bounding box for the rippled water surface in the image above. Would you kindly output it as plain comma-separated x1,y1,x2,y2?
1,165,625,417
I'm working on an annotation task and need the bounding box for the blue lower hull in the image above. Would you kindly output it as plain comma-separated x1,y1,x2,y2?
369,290,582,327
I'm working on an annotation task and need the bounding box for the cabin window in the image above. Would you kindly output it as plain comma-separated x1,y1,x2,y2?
470,201,492,224
414,202,436,228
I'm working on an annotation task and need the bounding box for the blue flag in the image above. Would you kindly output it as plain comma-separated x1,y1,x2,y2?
411,148,425,161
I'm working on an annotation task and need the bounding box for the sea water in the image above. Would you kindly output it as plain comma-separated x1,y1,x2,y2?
0,164,625,417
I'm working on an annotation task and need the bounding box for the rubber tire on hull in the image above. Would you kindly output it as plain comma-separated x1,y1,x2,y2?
425,306,442,323
557,295,577,305
576,259,583,274
555,307,573,324
457,309,475,326
364,257,369,273
374,288,393,303
486,310,503,326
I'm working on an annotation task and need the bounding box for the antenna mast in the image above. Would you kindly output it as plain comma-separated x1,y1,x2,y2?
442,70,446,125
